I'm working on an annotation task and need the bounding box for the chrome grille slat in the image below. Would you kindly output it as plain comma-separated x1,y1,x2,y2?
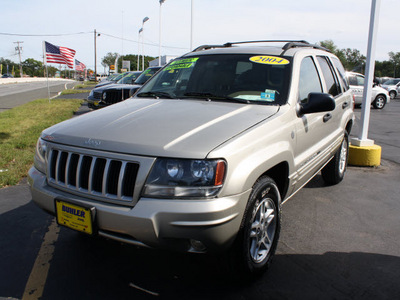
47,148,139,203
102,159,111,196
117,161,127,199
65,152,71,188
88,157,96,194
76,154,83,191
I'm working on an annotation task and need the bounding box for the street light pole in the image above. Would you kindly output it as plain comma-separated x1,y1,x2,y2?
94,29,97,81
190,0,194,50
142,17,149,71
159,0,166,66
138,28,142,71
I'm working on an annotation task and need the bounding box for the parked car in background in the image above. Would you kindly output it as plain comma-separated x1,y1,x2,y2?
346,72,390,109
87,67,161,109
30,40,354,276
1,73,14,78
381,78,400,100
94,72,127,88
116,71,142,84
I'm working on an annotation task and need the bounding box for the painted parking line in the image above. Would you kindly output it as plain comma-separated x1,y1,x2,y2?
22,218,60,300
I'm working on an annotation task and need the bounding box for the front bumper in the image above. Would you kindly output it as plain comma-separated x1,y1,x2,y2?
28,167,250,253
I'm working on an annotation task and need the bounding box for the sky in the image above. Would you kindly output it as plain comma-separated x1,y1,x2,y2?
1,0,399,73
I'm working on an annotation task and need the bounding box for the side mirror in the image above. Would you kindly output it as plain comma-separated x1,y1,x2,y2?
299,93,335,115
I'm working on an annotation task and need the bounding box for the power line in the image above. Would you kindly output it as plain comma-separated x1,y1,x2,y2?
0,31,92,37
98,32,188,50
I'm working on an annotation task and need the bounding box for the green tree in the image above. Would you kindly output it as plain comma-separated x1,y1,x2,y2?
22,58,44,77
101,52,118,72
388,51,400,77
342,48,366,72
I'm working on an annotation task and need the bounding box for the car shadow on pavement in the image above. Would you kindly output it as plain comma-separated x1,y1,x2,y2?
40,229,400,300
1,200,400,300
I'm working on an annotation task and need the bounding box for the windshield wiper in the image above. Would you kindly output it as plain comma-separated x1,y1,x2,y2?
183,92,250,104
136,91,175,99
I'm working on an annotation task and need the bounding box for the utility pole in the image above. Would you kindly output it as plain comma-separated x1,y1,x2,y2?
14,41,23,77
94,29,97,81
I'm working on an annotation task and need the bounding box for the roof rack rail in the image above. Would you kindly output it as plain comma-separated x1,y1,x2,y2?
222,40,310,47
281,42,331,55
191,40,331,54
192,44,231,52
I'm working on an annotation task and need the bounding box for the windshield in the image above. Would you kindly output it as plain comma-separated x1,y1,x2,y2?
383,79,400,85
134,67,161,85
136,54,291,105
111,73,128,82
117,72,142,84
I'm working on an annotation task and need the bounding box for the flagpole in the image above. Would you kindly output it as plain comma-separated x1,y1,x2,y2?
43,41,51,103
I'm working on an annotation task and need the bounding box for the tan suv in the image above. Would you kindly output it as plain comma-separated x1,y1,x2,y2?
29,40,354,276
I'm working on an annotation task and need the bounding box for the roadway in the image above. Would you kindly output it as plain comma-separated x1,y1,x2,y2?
0,79,77,112
0,89,399,299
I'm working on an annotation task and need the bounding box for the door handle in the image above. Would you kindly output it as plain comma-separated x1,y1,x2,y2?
342,102,349,109
323,113,332,123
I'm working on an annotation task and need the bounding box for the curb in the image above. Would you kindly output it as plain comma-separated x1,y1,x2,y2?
348,144,381,167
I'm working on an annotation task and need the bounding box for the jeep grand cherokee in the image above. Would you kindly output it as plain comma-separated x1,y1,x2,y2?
29,40,354,275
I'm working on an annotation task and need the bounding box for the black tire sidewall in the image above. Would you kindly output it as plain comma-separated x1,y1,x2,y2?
373,95,386,109
236,176,281,275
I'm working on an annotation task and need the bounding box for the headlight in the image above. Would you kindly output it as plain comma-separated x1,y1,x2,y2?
89,90,94,97
34,138,48,174
143,158,226,198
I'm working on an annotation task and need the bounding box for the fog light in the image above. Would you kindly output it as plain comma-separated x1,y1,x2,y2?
190,239,207,252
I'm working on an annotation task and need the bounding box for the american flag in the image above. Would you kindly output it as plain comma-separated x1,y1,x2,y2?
75,59,86,71
45,41,76,69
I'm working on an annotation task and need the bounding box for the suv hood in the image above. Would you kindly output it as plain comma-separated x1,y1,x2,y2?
94,83,141,93
43,98,279,158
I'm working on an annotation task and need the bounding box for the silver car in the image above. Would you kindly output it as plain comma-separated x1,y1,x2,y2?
381,78,400,99
29,41,354,276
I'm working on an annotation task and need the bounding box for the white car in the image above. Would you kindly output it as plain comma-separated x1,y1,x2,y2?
381,78,400,100
346,72,390,109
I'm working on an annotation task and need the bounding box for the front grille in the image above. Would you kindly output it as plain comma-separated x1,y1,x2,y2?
104,89,131,105
47,149,139,202
93,91,102,100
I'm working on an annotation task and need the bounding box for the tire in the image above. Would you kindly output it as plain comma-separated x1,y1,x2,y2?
389,91,396,100
321,132,349,185
230,176,281,277
373,95,386,109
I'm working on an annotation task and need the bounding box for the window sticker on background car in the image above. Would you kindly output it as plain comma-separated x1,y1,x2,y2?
250,56,290,65
165,57,199,71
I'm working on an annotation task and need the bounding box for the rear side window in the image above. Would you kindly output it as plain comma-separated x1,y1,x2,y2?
317,56,340,97
331,57,349,91
348,74,365,86
298,56,322,103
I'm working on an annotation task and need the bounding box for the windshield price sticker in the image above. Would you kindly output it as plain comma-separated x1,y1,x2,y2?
165,57,199,71
250,56,290,65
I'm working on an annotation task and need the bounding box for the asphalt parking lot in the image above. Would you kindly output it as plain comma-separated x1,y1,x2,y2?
0,93,399,300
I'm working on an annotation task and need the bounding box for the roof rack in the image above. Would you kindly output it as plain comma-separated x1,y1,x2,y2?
191,40,331,54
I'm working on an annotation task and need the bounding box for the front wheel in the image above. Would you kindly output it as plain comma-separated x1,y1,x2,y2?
373,95,386,109
321,132,349,185
389,91,396,100
230,176,281,276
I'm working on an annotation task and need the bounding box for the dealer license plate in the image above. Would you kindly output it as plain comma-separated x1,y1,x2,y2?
55,200,94,235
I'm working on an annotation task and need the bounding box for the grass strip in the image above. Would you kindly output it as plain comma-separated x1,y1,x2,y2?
0,98,83,187
61,89,91,95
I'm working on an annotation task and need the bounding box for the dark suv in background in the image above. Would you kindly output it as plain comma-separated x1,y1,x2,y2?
86,67,161,109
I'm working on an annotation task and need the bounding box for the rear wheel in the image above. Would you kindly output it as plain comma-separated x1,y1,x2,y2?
230,176,281,276
373,95,386,109
389,91,396,100
321,132,349,185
